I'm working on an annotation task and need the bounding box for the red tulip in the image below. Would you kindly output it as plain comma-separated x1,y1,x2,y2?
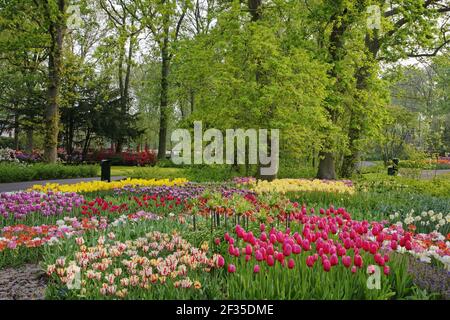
245,244,253,256
292,245,301,254
214,238,221,245
245,255,251,262
260,224,265,232
390,240,398,251
405,240,412,250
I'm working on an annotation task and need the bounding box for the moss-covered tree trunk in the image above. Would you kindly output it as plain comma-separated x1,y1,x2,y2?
44,0,66,163
157,29,170,160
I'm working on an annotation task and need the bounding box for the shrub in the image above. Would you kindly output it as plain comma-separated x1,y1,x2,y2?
0,163,98,183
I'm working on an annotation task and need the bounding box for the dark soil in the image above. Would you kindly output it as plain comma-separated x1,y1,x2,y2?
0,264,47,300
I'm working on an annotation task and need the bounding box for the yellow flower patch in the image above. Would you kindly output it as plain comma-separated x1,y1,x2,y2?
251,179,354,195
30,178,189,193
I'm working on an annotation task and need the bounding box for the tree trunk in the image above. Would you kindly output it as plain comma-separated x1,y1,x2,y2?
341,33,380,177
26,128,33,153
44,0,66,163
317,151,337,180
14,112,20,150
316,10,349,179
157,32,170,160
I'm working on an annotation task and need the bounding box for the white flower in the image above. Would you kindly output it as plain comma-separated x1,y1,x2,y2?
421,212,427,217
389,214,395,220
419,255,431,263
414,216,421,222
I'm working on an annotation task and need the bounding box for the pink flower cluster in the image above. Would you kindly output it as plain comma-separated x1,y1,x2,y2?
223,206,420,275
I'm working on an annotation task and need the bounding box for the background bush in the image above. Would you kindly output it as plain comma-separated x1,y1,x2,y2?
0,163,98,183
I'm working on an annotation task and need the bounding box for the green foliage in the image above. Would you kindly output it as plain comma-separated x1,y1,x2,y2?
0,163,98,183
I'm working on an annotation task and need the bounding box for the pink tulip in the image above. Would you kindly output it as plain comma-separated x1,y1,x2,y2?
383,266,390,275
214,238,221,245
283,244,292,256
351,266,357,273
306,256,315,268
267,255,275,267
323,259,331,272
288,259,295,269
276,252,284,263
260,232,267,242
245,244,253,256
330,254,338,266
245,255,251,262
255,250,264,261
260,224,265,232
354,254,363,268
227,264,236,273
342,255,352,268
292,245,301,254
217,255,225,268
254,265,260,273
301,239,311,251
369,243,378,254
269,234,277,244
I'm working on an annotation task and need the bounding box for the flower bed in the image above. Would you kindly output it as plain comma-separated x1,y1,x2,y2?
30,178,189,193
250,179,355,195
0,178,449,299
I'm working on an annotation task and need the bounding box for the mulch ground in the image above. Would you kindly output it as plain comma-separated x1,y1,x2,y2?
0,264,47,300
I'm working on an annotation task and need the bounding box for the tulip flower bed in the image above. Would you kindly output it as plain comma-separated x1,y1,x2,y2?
250,179,355,195
45,230,225,299
0,177,449,299
30,178,188,194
